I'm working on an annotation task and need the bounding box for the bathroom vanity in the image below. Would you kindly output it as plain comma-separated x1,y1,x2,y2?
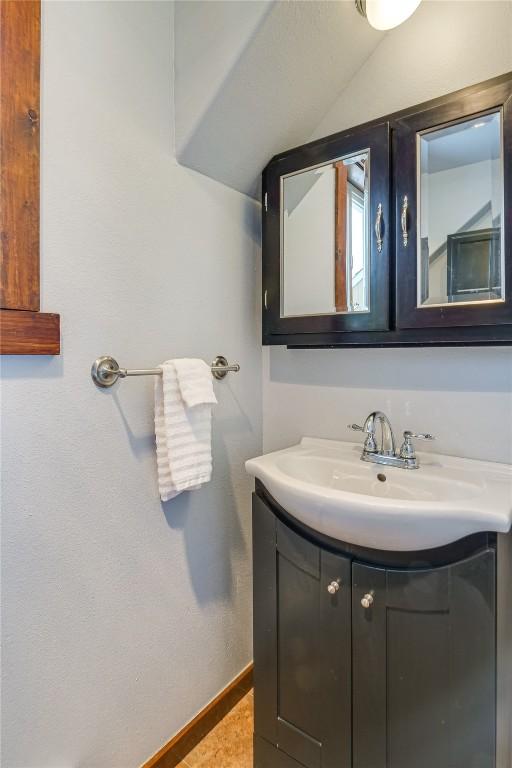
255,66,512,765
247,438,512,768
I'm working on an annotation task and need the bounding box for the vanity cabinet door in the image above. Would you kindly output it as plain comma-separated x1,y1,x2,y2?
352,549,496,768
253,494,352,768
395,76,512,331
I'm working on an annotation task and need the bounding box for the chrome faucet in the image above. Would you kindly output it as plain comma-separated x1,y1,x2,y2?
348,411,435,469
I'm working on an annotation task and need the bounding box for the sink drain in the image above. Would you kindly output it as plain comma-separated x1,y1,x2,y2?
377,473,387,482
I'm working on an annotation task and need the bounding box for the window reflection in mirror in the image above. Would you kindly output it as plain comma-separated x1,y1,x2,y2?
418,111,504,307
281,152,370,318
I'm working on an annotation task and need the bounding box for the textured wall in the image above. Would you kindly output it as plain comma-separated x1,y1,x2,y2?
1,2,261,767
263,346,512,462
312,0,512,140
174,0,383,197
264,0,512,465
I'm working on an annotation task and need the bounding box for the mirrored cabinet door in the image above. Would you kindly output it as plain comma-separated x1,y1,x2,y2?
281,152,370,317
396,78,512,329
263,122,390,338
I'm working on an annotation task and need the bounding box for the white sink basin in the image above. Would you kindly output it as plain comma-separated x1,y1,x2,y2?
245,438,512,551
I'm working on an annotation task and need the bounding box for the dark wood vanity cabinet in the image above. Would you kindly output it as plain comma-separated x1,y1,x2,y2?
261,72,512,347
352,555,495,768
253,493,352,768
253,489,498,768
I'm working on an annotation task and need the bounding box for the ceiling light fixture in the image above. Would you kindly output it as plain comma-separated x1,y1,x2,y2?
356,0,422,31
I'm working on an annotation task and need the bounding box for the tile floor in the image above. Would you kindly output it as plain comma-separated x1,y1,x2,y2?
175,690,253,768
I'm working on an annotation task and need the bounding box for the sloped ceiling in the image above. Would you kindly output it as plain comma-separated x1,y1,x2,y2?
174,0,383,199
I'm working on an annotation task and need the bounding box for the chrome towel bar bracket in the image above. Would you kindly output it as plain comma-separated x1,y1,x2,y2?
91,355,240,388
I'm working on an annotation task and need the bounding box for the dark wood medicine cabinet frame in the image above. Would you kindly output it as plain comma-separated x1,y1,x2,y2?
262,72,512,348
0,0,60,355
264,122,391,336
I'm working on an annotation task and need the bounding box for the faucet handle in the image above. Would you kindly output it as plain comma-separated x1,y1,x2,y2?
349,423,377,453
400,430,435,461
403,430,435,441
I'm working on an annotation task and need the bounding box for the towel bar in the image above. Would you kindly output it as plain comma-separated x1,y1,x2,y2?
91,355,240,388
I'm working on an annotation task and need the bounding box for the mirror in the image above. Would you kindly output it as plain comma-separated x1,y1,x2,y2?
281,152,370,317
418,111,504,307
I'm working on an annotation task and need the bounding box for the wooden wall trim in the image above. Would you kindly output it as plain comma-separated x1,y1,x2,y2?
141,663,253,768
0,309,60,354
0,0,60,354
0,0,41,311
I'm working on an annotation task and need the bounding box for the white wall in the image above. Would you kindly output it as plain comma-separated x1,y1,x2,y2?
264,0,512,466
422,159,499,253
263,346,512,463
312,0,512,140
1,3,261,767
422,158,500,300
283,168,336,316
174,0,383,197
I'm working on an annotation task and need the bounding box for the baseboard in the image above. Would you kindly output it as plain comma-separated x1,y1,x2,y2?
141,663,254,768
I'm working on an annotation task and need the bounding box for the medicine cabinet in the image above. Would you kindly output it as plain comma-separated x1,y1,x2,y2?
262,73,512,347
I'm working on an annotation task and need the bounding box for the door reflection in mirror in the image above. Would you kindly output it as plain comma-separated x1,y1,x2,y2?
418,111,504,308
281,151,370,318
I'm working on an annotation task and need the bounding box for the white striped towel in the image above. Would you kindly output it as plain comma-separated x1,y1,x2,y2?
154,359,218,501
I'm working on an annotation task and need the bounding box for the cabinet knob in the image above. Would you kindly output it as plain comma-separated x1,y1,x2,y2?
327,580,340,595
361,593,374,609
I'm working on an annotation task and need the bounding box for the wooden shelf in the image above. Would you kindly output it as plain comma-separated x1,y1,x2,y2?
0,309,60,354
